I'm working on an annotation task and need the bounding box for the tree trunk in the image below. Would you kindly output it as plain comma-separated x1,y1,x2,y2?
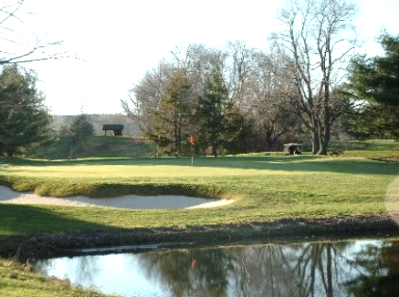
311,134,320,155
311,126,321,155
317,89,332,155
317,126,331,155
212,146,218,157
265,131,274,151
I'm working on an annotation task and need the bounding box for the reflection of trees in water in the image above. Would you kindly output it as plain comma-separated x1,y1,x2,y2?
35,240,399,297
137,248,234,297
227,242,354,297
34,255,101,286
345,241,399,297
136,241,360,297
73,255,102,285
285,242,354,297
227,245,297,296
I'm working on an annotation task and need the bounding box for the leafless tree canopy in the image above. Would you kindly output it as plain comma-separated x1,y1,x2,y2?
0,0,72,65
272,0,359,154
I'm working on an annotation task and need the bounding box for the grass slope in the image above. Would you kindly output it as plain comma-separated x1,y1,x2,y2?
1,140,399,237
25,136,155,159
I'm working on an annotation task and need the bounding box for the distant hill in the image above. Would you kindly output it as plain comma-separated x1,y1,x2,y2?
52,114,140,136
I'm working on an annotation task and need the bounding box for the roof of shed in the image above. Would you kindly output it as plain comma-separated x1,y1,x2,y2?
102,124,124,130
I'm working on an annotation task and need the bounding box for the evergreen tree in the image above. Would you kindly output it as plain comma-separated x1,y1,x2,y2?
349,33,399,107
0,65,52,157
348,33,399,138
151,71,192,155
69,113,94,151
223,105,252,154
345,103,399,139
197,64,230,157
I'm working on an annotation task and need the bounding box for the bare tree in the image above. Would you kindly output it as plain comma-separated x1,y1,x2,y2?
273,0,358,154
248,48,298,150
226,41,255,109
121,61,172,136
0,0,72,65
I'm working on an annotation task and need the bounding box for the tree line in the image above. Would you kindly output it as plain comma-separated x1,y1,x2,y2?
1,0,398,157
121,42,298,156
122,0,361,156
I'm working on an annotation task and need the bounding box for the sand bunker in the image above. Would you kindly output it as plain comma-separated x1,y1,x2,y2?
0,185,234,210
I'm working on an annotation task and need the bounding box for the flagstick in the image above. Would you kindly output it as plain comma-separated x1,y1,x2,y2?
190,135,195,166
191,145,194,166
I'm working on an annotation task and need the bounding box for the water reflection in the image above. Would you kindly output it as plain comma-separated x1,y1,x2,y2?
33,239,399,297
345,241,399,296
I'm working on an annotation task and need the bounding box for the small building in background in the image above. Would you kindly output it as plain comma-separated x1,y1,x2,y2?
102,124,124,136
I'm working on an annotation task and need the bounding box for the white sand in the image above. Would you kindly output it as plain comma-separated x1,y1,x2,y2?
0,185,234,210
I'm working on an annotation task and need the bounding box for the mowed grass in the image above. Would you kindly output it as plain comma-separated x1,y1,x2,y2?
329,139,399,159
0,140,398,297
1,148,399,237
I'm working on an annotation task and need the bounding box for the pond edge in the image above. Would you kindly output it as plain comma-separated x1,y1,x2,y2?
2,214,399,260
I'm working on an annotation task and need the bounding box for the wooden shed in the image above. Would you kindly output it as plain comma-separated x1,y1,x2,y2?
102,124,124,136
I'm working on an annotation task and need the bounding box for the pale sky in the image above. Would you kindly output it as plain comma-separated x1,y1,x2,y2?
17,0,399,115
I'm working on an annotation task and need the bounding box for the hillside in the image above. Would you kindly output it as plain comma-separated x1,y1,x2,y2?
52,114,140,136
28,136,156,159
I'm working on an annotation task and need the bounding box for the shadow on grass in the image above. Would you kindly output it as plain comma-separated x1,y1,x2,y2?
2,155,399,176
0,204,113,236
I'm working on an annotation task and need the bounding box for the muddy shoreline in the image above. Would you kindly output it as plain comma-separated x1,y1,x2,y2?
2,215,399,261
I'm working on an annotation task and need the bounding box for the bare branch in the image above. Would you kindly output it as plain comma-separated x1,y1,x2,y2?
0,0,76,66
272,0,359,154
0,0,24,26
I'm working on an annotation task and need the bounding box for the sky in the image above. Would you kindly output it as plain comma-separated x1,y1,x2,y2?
12,0,399,115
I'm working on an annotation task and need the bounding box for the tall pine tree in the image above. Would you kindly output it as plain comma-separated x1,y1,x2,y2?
348,33,399,138
0,65,52,157
151,71,192,155
349,33,399,106
197,64,230,157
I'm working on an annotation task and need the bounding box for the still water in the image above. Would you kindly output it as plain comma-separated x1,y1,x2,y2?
33,239,399,297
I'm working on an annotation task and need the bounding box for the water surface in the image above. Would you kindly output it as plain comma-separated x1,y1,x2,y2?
33,239,399,297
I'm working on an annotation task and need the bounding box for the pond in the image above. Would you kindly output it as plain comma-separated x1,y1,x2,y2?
33,238,399,297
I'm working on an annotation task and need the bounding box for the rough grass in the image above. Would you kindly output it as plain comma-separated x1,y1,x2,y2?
0,258,116,297
24,136,155,159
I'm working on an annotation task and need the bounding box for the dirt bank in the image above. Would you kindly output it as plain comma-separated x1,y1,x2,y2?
2,215,399,261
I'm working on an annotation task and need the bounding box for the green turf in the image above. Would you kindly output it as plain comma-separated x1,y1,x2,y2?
1,142,399,236
1,139,399,297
